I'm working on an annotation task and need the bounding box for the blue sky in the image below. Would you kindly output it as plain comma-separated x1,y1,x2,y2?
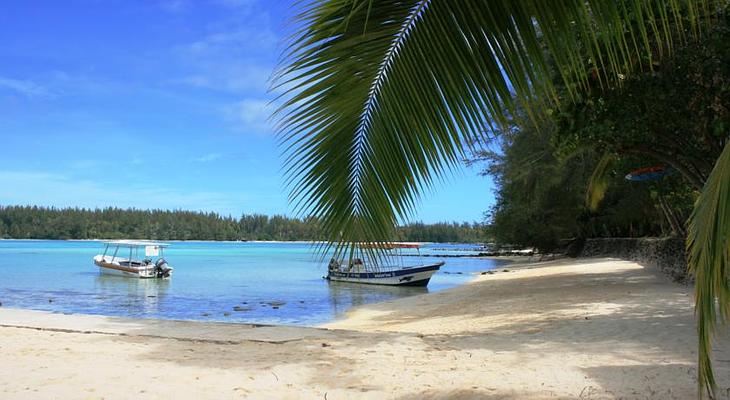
0,0,494,223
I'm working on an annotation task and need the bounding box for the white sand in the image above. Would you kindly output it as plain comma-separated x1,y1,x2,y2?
1,257,728,399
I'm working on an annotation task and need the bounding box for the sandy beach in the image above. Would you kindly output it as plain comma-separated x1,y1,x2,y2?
1,257,729,399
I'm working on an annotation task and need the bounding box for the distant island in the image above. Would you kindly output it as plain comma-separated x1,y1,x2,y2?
0,205,488,243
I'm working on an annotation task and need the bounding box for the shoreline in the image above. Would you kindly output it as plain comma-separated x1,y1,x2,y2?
2,257,728,399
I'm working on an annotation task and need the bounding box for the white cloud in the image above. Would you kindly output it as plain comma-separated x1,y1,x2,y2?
184,30,278,56
0,170,244,216
193,153,223,163
169,27,278,94
221,99,273,133
213,0,257,10
158,0,191,14
0,77,52,98
172,63,273,93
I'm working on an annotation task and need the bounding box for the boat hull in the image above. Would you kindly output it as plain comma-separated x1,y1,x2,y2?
327,262,444,286
93,256,172,279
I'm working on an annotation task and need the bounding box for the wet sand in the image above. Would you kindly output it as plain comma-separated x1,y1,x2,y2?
1,258,728,399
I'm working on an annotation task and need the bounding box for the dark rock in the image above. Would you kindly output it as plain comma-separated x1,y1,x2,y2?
48,299,53,303
502,269,509,273
223,312,231,316
321,343,330,347
267,301,286,307
201,312,210,317
272,306,279,309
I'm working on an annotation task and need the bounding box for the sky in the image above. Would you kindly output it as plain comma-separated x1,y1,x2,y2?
0,0,494,223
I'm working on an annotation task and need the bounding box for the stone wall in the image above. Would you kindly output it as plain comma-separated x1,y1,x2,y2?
580,237,689,283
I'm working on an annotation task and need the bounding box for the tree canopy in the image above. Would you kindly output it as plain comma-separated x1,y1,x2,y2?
0,205,488,243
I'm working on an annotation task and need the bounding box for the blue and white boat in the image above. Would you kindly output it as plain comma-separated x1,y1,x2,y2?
326,243,444,286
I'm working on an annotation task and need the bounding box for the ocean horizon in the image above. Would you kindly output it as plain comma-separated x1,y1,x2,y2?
0,240,505,326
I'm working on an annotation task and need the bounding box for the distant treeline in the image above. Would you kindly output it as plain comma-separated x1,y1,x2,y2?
0,206,488,243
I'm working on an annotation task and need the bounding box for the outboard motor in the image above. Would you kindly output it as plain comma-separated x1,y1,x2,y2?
154,258,172,278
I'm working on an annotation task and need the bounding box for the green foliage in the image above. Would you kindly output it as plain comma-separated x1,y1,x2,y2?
397,221,487,244
687,141,730,397
0,205,486,243
274,0,716,260
586,153,616,212
554,19,730,191
480,118,671,253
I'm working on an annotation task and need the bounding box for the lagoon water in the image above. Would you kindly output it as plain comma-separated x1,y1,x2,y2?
0,240,503,326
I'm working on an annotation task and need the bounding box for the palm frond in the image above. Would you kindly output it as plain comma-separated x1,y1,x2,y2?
274,0,716,259
586,153,617,212
687,140,730,399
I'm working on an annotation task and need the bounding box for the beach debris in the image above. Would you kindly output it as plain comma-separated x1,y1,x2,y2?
321,343,330,347
201,312,210,316
502,269,509,272
0,301,2,306
299,300,305,303
147,295,156,298
233,306,252,312
223,312,231,316
267,300,286,307
272,306,279,309
241,301,248,304
48,298,53,303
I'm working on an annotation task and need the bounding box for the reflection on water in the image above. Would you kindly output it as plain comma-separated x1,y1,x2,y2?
326,280,429,316
93,274,170,315
0,240,501,325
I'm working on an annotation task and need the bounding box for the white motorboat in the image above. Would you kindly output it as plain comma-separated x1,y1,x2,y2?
326,242,444,286
93,240,173,278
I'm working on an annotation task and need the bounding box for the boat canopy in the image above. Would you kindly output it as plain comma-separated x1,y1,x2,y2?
357,242,421,249
101,240,170,248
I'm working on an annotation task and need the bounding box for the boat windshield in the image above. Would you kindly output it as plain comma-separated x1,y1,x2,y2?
332,242,424,272
100,241,169,263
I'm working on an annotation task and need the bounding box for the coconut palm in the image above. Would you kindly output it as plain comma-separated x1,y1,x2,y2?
273,1,728,396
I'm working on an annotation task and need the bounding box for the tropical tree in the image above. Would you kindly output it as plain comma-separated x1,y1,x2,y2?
274,1,728,396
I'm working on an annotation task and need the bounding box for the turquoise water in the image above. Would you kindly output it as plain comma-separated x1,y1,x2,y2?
0,240,503,326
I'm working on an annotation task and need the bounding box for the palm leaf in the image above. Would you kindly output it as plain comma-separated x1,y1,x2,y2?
274,0,715,254
687,140,730,399
586,153,617,212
